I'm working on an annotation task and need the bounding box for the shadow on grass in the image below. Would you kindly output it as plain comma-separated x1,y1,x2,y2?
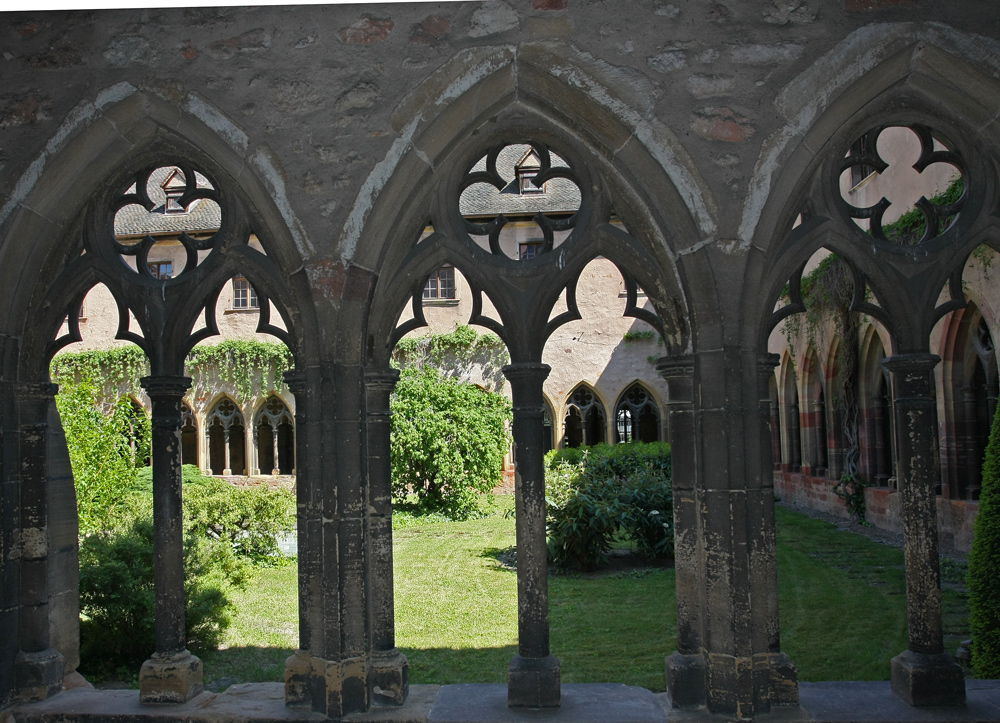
402,645,518,685
199,645,296,691
481,545,517,571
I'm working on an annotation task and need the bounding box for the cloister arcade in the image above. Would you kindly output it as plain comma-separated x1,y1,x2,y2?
2,5,1000,722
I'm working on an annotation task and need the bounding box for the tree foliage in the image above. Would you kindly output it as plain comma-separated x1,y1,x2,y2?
390,365,512,519
969,402,1000,678
54,377,151,535
393,325,509,392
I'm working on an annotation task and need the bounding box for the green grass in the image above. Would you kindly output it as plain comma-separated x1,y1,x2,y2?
196,499,969,691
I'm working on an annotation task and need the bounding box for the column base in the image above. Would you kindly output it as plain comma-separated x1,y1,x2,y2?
768,651,799,706
370,648,409,706
508,654,560,708
15,648,65,702
284,649,312,705
891,650,965,706
665,651,706,708
139,649,203,704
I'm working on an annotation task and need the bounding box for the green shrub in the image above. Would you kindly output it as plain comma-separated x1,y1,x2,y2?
390,366,512,519
78,517,251,676
137,465,296,565
545,442,673,571
969,403,1000,678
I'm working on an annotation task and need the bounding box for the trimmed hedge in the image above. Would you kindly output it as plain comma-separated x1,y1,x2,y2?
545,442,672,571
969,403,1000,677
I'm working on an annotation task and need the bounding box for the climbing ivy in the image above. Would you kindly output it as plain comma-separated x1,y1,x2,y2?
780,253,870,522
186,340,293,403
393,325,509,391
881,175,964,246
51,346,149,395
51,340,294,404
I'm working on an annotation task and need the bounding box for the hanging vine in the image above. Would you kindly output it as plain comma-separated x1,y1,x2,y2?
186,340,293,403
781,253,871,522
392,325,509,391
51,346,150,396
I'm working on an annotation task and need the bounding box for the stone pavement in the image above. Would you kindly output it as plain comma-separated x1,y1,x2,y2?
7,681,1000,723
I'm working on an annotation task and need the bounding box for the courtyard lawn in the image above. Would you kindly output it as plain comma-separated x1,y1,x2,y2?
198,499,969,691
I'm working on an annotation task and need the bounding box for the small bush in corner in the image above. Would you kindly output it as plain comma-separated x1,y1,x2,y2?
969,403,1000,678
545,442,672,571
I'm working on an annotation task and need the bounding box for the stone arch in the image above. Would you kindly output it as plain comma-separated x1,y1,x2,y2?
613,381,661,444
779,352,802,473
181,400,198,468
542,393,556,453
800,347,827,476
206,394,246,476
253,393,295,476
563,383,608,448
858,324,895,486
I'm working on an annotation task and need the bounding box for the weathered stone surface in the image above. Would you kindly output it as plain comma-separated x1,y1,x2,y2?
687,74,736,98
648,49,687,72
691,106,756,142
729,42,804,65
206,28,272,60
409,15,450,44
533,0,568,10
468,1,519,38
335,82,380,113
0,93,51,129
341,15,394,44
763,1,818,25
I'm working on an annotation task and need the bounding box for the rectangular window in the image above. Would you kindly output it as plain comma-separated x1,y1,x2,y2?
423,266,456,300
849,132,877,189
148,261,172,279
519,241,543,260
233,277,259,309
519,171,545,195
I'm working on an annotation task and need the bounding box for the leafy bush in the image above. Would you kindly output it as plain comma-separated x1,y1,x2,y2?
545,442,673,571
54,378,151,535
137,465,295,565
969,403,1000,678
78,517,250,676
390,366,512,519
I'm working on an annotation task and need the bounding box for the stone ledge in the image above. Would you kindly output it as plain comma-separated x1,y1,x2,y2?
8,680,1000,723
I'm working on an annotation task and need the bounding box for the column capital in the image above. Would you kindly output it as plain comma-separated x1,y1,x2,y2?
758,352,780,372
140,375,191,398
656,354,695,379
365,367,400,392
283,370,307,396
502,362,551,385
882,353,941,375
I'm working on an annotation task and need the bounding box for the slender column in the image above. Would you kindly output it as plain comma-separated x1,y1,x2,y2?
282,372,314,705
272,423,280,475
657,356,706,708
755,355,797,707
138,375,203,704
15,382,65,702
769,402,782,472
882,354,964,706
365,369,408,706
503,363,560,708
222,427,232,476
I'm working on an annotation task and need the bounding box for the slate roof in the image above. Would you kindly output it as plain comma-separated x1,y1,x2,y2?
114,167,221,238
459,144,581,218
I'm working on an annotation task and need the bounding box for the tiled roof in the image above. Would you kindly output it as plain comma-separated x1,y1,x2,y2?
459,144,581,217
114,167,221,238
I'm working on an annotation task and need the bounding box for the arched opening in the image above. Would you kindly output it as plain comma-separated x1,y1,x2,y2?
614,383,660,444
207,396,246,476
181,402,198,468
563,385,606,448
255,395,295,475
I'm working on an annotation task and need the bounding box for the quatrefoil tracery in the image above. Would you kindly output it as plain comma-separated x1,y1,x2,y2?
112,164,224,280
458,142,582,261
838,125,966,247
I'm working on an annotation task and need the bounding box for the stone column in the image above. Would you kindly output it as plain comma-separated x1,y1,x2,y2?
769,401,782,471
222,426,232,476
365,369,409,706
755,355,797,707
138,376,203,704
882,354,964,706
272,423,281,476
15,382,65,702
657,356,706,708
282,371,315,705
503,363,560,708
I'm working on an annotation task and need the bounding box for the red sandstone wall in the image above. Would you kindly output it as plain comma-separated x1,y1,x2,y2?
774,471,978,554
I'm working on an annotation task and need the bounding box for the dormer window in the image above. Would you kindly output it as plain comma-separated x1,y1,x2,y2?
515,148,545,195
161,168,188,214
